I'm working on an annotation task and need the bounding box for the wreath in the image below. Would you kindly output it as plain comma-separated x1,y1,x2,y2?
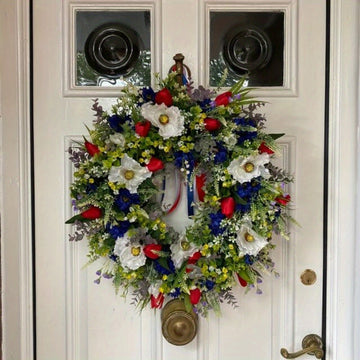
66,73,293,315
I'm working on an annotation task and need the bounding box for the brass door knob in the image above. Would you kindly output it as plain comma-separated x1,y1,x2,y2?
161,299,198,346
280,334,324,359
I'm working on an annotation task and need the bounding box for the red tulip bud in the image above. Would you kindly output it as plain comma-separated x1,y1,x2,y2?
189,288,201,305
135,120,151,137
143,244,162,259
155,88,173,107
214,91,232,106
275,194,291,206
258,142,274,155
150,293,164,308
221,197,236,218
85,140,100,156
81,206,102,220
146,157,164,172
204,118,222,131
236,273,248,287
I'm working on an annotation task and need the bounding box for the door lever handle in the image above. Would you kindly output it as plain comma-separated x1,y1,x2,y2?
280,334,324,359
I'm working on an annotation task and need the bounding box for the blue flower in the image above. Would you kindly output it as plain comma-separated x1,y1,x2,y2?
244,254,254,265
108,114,130,132
209,212,225,235
205,280,215,290
86,182,98,194
235,179,262,213
106,221,131,239
198,98,213,112
114,189,140,213
153,258,176,275
174,151,195,171
140,87,155,103
214,143,228,164
234,117,256,127
236,130,258,145
170,288,181,298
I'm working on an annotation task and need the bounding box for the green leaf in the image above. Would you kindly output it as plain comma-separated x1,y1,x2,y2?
184,294,192,313
269,133,285,140
65,214,85,224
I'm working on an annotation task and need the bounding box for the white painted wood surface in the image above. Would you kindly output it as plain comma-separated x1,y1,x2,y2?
1,0,359,359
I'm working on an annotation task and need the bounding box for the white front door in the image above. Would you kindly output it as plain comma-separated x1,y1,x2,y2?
33,1,326,359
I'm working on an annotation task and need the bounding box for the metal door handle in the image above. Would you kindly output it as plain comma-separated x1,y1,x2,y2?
280,334,324,359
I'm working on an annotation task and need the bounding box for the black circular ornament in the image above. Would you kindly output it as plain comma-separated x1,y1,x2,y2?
223,26,272,73
85,23,140,77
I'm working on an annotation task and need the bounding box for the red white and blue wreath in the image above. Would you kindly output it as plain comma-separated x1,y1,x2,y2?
66,73,293,315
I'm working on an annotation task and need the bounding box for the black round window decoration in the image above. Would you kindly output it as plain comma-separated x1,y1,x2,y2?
223,26,272,73
85,23,140,77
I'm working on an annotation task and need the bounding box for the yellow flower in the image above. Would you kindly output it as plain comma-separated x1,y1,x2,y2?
89,178,94,184
162,275,168,281
108,181,116,191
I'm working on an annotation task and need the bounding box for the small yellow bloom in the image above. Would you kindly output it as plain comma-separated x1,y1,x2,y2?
159,287,164,293
162,275,168,281
89,178,94,184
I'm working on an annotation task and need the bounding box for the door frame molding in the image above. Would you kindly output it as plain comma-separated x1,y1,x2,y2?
0,0,358,359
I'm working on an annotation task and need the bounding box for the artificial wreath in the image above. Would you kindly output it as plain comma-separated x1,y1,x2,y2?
66,73,293,316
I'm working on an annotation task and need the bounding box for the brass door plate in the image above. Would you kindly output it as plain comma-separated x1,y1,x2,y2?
300,269,317,285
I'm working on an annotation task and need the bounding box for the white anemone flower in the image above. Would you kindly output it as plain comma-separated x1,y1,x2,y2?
141,102,185,139
235,222,268,256
170,233,199,269
108,154,151,193
227,153,270,184
109,133,125,147
113,233,146,270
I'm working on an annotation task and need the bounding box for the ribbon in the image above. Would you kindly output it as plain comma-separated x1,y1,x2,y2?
195,173,206,202
187,172,194,216
161,164,182,214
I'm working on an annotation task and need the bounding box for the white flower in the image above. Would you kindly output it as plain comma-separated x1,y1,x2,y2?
113,233,146,270
141,102,185,139
235,222,268,256
148,281,162,296
108,154,151,193
227,153,270,184
109,133,125,146
223,133,237,148
170,233,199,269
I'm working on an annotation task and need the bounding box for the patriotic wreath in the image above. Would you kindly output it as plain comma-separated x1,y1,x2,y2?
66,73,293,315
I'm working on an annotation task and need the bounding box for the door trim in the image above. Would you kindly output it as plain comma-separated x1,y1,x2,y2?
326,0,359,359
0,0,34,359
0,0,359,359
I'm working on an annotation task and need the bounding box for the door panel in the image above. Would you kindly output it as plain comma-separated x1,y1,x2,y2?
34,0,325,359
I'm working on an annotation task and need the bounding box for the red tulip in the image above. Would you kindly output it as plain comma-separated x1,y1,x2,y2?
143,244,162,259
204,118,222,131
155,88,173,107
221,197,236,218
150,293,164,308
85,140,100,156
236,273,248,287
214,91,232,106
275,194,291,206
258,142,274,155
81,206,102,220
189,288,201,305
146,157,164,172
135,120,151,137
66,205,102,224
188,251,201,265
196,173,206,202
